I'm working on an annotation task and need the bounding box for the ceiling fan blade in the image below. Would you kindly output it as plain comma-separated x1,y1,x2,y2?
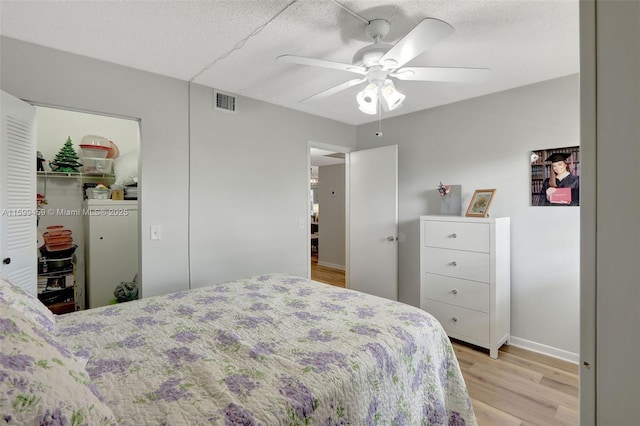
277,55,366,75
300,77,367,103
380,18,454,69
392,66,490,83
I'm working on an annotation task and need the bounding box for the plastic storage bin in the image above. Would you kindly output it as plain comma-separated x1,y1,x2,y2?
81,157,113,174
85,188,111,199
92,189,110,199
79,146,110,158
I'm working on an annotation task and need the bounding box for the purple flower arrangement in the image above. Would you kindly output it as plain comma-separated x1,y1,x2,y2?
438,181,451,197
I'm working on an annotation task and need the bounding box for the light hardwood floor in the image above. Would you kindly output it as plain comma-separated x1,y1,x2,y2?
310,255,345,287
453,341,579,426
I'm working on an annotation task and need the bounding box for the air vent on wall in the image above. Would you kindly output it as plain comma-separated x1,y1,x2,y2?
214,90,237,113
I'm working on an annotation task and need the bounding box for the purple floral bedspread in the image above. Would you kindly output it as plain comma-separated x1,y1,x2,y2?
57,274,476,425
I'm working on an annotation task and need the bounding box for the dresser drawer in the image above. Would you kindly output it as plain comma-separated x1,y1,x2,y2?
423,247,490,282
423,220,489,252
425,299,490,344
423,274,489,313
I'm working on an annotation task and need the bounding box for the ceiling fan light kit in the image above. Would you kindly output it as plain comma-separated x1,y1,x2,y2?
356,80,406,115
277,16,489,115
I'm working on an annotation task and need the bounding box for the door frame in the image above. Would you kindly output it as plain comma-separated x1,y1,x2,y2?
307,141,354,286
26,101,142,305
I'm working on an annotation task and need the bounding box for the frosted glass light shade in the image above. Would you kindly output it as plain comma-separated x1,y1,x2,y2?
357,84,378,115
381,80,405,111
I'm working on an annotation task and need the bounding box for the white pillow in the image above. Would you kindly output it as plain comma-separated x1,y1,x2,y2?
0,275,56,334
0,306,117,425
113,150,138,186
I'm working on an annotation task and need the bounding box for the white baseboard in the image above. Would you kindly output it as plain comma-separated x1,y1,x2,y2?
317,261,345,271
509,336,579,364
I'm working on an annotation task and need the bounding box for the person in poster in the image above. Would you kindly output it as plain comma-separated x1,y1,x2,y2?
539,152,580,206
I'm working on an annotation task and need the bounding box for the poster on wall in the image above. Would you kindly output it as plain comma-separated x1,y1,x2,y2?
531,146,580,206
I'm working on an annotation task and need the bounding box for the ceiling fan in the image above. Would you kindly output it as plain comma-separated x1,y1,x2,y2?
277,18,489,114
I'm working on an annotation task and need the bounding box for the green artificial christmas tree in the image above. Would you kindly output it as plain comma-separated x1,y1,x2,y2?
51,136,83,173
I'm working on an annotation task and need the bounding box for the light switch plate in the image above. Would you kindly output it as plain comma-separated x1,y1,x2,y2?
150,225,161,240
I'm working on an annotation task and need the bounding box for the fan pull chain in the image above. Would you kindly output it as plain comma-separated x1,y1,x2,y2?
376,94,383,137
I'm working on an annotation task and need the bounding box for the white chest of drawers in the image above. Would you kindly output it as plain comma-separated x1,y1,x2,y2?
420,215,510,358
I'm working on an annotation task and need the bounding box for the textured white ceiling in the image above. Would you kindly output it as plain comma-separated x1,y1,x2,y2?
0,0,579,125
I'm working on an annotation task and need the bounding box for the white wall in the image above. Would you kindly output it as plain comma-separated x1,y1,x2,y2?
188,84,355,287
1,36,190,298
35,106,139,162
317,163,346,270
356,75,580,359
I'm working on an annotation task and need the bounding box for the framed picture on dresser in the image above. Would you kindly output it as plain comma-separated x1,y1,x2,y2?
465,189,496,218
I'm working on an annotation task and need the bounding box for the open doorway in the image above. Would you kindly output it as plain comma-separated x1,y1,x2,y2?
34,105,140,311
308,144,350,288
307,142,398,299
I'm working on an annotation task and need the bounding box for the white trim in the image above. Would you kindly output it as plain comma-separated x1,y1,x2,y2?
579,0,596,423
344,155,350,290
308,140,354,154
509,336,579,364
317,261,345,271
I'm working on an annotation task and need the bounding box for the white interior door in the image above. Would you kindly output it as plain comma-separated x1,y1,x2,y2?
0,91,37,294
348,145,398,300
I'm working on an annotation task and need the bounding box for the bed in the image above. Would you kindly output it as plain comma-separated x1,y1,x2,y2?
1,273,476,425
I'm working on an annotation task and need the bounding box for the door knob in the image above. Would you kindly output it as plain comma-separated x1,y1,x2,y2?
387,236,397,241
2,257,10,265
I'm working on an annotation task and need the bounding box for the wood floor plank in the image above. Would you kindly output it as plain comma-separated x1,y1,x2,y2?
501,345,578,374
452,341,579,426
471,361,578,411
464,368,561,425
468,362,542,387
496,351,578,391
310,258,345,287
456,346,544,385
540,374,579,397
471,398,523,426
469,348,577,410
555,405,579,425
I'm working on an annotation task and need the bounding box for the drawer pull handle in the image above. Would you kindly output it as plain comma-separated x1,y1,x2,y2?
451,289,458,295
451,317,458,323
450,261,457,267
449,233,457,239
